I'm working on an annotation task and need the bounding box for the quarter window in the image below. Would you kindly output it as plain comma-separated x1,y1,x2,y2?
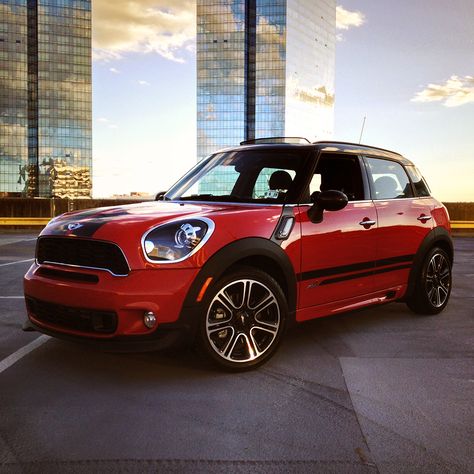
366,157,413,200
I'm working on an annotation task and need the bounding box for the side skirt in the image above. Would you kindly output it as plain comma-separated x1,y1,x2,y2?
295,284,407,322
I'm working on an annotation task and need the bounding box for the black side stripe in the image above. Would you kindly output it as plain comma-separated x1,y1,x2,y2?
297,254,414,282
376,254,415,268
319,264,412,286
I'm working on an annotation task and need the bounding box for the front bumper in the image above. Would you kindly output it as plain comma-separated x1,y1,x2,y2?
26,318,188,352
24,262,200,345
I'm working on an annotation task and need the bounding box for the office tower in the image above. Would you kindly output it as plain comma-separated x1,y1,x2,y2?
0,0,91,198
197,0,336,160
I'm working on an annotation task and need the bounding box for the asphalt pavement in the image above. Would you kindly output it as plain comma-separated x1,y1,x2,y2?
0,233,473,473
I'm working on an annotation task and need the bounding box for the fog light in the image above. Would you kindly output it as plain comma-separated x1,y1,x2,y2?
143,311,157,329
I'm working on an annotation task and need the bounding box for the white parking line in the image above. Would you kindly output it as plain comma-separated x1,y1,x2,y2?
0,258,34,267
0,296,24,299
0,335,50,375
0,237,37,247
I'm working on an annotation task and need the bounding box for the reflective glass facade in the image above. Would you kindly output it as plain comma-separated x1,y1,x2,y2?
285,0,335,139
0,0,91,198
197,0,335,160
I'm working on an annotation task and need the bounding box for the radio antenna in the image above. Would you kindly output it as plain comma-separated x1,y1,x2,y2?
358,116,366,144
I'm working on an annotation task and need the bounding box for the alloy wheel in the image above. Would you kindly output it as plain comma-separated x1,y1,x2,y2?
205,279,281,363
425,252,451,308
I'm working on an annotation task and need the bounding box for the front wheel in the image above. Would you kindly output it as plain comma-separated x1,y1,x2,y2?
406,247,452,315
199,267,287,370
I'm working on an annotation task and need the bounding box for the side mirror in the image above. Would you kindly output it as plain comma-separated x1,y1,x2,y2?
308,190,348,223
155,191,166,201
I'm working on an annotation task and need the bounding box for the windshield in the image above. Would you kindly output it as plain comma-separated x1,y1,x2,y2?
165,148,310,204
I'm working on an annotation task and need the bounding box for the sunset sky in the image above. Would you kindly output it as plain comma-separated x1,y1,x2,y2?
92,0,474,201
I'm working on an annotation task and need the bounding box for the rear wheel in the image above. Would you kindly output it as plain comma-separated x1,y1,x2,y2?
406,247,452,315
199,267,287,370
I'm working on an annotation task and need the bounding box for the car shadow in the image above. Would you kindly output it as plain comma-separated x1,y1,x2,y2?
31,301,421,381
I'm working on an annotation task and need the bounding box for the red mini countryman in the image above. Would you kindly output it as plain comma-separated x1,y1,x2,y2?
24,139,453,370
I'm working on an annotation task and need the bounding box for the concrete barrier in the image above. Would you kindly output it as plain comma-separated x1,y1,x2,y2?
0,218,51,226
450,221,474,229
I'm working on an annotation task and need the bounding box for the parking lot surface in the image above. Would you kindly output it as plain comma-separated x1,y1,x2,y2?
0,233,473,473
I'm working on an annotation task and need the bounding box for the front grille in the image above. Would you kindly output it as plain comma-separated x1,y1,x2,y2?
26,297,118,334
37,237,129,276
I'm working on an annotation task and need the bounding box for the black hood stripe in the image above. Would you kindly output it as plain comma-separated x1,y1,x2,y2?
47,208,132,237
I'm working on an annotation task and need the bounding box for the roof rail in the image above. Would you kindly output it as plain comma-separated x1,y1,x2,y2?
313,140,403,156
240,137,310,145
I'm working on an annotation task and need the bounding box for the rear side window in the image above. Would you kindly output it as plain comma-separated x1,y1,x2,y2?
365,157,413,200
406,166,431,197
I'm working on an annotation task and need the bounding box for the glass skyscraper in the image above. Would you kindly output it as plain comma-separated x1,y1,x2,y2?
197,0,336,160
0,0,91,198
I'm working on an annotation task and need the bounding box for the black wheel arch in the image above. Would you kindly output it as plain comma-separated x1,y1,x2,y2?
405,226,453,301
179,237,298,338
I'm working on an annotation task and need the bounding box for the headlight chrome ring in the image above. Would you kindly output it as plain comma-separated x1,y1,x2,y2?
141,217,215,264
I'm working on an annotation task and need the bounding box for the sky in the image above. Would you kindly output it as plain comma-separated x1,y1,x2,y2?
92,0,474,201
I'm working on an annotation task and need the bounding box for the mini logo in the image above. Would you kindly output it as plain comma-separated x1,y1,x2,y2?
67,222,83,231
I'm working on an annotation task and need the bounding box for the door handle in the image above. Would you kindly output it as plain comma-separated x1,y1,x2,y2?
417,215,432,222
359,219,376,227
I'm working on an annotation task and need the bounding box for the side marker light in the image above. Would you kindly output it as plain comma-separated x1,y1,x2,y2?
197,277,213,302
276,216,295,240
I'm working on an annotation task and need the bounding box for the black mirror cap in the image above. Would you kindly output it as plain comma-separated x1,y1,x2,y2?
317,190,348,211
155,191,166,201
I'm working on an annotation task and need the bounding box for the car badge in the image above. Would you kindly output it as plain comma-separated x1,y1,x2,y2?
67,222,83,231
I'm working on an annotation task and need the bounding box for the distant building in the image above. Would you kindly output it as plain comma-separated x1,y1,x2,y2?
197,0,336,160
0,0,92,198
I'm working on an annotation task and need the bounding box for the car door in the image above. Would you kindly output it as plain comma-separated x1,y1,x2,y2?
363,156,434,292
296,153,377,314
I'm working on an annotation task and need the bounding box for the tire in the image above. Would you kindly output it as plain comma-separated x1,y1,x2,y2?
198,266,287,371
406,247,452,315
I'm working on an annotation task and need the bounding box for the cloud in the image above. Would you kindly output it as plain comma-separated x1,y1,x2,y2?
288,79,335,107
96,117,119,129
109,67,120,74
412,75,474,107
336,6,365,30
137,80,151,86
93,2,360,61
93,0,195,63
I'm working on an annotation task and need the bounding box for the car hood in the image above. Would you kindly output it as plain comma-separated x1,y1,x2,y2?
40,201,232,239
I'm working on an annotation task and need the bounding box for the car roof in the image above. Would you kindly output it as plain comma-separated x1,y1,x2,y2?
217,139,414,167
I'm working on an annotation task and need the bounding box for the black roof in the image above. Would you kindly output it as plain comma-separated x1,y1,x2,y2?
228,138,413,166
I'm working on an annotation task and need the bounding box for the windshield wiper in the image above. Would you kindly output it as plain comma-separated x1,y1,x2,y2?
178,194,254,203
178,194,216,201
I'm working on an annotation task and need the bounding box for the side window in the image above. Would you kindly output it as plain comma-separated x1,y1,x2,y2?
406,166,431,197
309,174,322,196
366,157,413,200
308,154,365,201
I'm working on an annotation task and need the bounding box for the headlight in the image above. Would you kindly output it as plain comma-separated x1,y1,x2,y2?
142,217,215,263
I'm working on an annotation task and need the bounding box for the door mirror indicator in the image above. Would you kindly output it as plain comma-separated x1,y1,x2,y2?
308,190,348,223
